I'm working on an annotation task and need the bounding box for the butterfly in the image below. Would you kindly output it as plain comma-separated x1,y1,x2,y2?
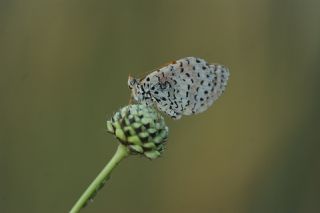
128,57,229,119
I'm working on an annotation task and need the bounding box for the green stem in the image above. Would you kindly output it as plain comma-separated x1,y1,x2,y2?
70,144,130,213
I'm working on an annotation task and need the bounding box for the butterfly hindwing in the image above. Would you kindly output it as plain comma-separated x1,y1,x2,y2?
129,57,229,119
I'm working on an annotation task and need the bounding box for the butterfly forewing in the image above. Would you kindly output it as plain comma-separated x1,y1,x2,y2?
129,57,229,119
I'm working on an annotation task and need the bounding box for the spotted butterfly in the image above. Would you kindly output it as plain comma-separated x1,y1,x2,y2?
128,57,229,119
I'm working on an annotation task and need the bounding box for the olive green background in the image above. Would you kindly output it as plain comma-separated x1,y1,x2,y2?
1,0,319,212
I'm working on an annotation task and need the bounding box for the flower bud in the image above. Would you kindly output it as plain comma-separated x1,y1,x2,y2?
107,104,169,159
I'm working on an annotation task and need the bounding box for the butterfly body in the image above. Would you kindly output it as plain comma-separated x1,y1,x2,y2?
128,57,229,119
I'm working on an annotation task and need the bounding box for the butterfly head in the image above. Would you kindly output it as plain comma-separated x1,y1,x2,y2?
128,76,140,101
128,75,138,89
128,76,153,106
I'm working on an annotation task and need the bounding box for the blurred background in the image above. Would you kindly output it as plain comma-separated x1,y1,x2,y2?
1,0,320,212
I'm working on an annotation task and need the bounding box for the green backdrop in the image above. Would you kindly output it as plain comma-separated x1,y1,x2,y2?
1,0,319,212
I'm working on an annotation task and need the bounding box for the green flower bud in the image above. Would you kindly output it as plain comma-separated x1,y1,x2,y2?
106,104,169,159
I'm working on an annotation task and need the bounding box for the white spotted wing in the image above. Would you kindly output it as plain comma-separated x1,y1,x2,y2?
128,57,229,119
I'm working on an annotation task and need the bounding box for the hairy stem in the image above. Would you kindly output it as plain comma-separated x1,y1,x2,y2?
70,144,129,213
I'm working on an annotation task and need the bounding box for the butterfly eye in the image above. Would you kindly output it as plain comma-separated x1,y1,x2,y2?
128,77,138,89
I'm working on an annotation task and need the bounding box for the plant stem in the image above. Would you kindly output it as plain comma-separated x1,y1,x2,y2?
70,144,130,213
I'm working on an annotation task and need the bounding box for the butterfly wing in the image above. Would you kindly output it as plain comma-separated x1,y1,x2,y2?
141,57,229,119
